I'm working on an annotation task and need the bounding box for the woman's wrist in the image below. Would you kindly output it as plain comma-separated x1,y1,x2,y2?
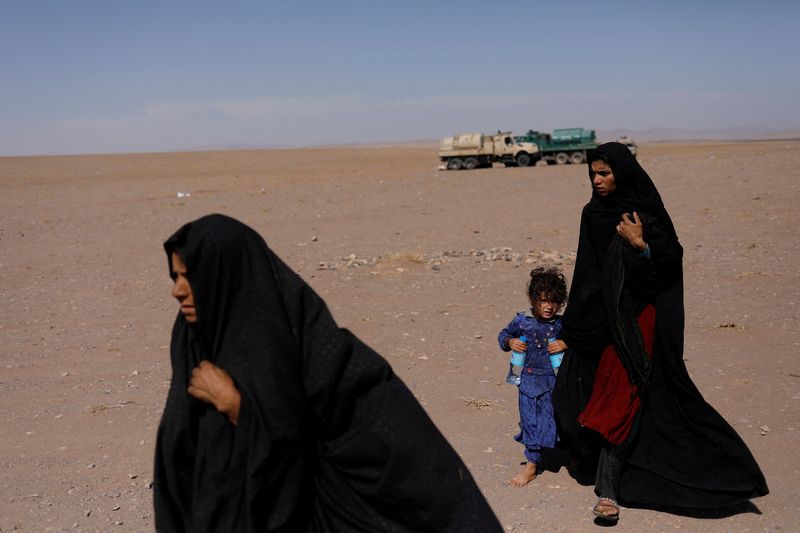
217,389,241,425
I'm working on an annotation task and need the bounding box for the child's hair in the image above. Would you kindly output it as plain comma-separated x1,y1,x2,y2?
527,266,568,306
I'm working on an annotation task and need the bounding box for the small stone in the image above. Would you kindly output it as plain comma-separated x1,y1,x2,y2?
87,463,95,469
112,505,120,511
85,510,91,517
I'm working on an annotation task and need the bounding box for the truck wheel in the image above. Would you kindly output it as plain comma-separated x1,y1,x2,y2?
555,152,569,165
447,158,463,170
463,157,479,170
570,151,585,164
516,153,531,167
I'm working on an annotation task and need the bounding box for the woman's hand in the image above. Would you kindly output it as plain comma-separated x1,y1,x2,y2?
617,211,647,252
188,360,241,425
547,340,567,354
508,337,528,352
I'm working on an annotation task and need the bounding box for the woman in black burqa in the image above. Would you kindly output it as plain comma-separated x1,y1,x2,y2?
553,142,768,522
154,214,502,532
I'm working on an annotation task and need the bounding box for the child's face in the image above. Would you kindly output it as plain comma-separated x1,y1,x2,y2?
532,293,558,320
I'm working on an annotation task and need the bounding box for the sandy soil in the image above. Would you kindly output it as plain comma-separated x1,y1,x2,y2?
1,140,798,532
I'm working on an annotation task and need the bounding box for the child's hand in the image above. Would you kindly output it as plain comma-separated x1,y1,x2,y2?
508,338,528,352
547,340,567,353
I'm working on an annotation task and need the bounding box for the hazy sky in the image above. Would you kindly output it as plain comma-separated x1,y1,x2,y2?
2,0,798,156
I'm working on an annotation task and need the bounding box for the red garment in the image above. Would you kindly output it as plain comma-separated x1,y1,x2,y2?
578,304,656,445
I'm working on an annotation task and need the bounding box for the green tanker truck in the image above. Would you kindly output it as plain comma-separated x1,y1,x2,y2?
514,128,598,165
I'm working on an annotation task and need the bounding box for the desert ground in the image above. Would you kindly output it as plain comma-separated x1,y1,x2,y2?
1,140,798,532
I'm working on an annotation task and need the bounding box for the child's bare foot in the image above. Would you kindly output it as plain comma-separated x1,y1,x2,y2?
508,462,537,487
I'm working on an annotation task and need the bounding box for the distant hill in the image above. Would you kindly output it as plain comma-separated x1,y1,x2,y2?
598,127,800,142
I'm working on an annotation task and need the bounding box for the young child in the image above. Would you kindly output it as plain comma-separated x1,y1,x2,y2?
497,266,568,487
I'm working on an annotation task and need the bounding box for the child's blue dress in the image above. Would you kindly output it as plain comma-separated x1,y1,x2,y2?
498,311,562,463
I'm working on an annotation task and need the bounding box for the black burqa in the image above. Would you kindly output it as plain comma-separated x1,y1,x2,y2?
553,143,768,509
154,214,502,532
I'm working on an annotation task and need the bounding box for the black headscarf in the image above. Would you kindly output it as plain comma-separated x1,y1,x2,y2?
554,143,768,509
154,214,502,532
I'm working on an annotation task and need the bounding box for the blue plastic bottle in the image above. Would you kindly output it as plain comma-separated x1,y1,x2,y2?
506,335,527,386
548,337,564,374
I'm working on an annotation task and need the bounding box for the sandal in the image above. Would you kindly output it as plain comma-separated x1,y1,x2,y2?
592,497,619,523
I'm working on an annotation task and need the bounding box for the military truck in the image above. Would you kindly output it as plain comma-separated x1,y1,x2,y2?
438,132,540,170
515,128,597,165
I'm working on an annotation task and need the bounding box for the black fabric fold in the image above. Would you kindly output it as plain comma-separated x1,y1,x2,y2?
154,214,502,532
601,232,652,392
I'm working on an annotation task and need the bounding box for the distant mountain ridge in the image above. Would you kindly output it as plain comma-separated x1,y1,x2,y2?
598,127,800,142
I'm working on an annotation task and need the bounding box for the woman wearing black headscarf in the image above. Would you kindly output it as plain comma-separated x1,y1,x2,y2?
553,143,767,522
154,214,502,532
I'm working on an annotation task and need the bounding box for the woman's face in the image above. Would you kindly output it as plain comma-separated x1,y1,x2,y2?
170,251,197,323
590,160,616,197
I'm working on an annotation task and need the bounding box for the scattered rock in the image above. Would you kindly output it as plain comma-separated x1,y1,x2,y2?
316,248,575,271
459,397,494,410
